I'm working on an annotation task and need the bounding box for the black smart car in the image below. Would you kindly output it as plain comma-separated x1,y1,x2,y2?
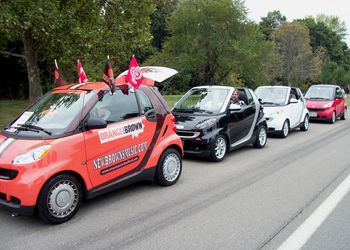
172,86,267,161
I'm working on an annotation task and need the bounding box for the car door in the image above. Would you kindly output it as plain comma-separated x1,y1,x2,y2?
83,89,156,188
289,88,304,128
228,89,256,144
334,87,343,116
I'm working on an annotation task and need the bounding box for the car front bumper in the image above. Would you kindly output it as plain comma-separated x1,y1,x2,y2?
308,108,334,120
176,130,217,158
265,117,284,133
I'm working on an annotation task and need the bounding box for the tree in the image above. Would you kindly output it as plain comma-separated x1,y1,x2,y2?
298,16,348,64
259,10,286,40
147,0,279,91
0,0,155,101
150,0,179,50
272,22,317,86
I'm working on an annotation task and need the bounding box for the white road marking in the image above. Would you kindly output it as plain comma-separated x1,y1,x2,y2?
278,173,350,250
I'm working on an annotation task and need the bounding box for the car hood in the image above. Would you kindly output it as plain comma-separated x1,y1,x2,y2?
0,133,52,168
306,100,332,109
173,113,217,130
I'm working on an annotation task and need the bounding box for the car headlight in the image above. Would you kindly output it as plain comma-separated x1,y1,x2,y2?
13,145,51,164
322,102,332,108
195,118,217,129
270,109,284,117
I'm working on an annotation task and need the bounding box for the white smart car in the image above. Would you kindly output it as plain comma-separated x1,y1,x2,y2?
255,86,310,138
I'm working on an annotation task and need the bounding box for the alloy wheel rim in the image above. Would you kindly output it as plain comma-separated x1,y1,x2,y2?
215,137,226,159
332,112,336,123
163,153,181,182
259,128,267,146
47,180,79,218
344,109,348,119
304,116,309,129
283,122,289,136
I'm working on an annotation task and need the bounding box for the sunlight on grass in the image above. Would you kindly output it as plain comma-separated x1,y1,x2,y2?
164,95,183,109
0,100,30,129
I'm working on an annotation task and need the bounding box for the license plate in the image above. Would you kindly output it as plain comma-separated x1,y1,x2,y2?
309,112,317,117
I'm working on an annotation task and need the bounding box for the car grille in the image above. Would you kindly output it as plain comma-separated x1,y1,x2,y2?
0,192,21,205
308,108,325,112
176,130,200,138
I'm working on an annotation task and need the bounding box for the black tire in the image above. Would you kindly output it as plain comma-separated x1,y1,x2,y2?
330,111,336,124
341,107,347,120
155,148,182,186
279,120,289,138
37,174,82,224
253,125,267,148
210,134,227,162
300,115,310,131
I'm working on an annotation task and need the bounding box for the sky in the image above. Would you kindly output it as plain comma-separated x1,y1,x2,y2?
244,0,350,46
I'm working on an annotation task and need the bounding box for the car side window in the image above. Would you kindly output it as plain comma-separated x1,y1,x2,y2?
90,90,140,123
245,90,254,105
336,88,342,99
137,90,153,113
290,88,298,100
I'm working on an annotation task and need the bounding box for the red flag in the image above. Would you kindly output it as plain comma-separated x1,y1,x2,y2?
126,55,143,89
77,59,88,83
103,57,116,93
54,60,67,87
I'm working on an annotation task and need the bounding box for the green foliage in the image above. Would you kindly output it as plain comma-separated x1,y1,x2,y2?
272,22,318,87
0,0,155,94
321,60,350,84
259,10,286,40
150,0,179,50
297,16,348,64
147,0,279,91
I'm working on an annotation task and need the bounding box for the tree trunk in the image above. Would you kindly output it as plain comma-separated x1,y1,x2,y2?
22,29,42,102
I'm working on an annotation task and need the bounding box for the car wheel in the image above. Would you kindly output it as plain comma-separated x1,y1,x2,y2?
330,111,336,124
155,148,182,186
280,120,289,138
210,135,227,162
37,174,82,224
300,115,309,131
253,125,267,148
341,107,347,120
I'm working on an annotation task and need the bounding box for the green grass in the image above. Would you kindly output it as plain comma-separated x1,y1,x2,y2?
164,95,183,109
0,100,30,129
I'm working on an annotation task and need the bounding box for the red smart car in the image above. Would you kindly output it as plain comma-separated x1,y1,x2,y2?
305,84,347,123
0,67,183,224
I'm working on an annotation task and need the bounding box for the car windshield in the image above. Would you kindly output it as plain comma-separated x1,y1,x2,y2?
305,86,334,101
173,88,229,114
255,87,288,106
7,91,94,137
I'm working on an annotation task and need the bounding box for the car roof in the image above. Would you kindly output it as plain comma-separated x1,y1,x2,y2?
51,81,151,93
192,85,239,90
310,84,339,89
257,85,291,89
53,82,112,91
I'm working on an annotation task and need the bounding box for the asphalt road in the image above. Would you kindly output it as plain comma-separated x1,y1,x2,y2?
1,118,350,250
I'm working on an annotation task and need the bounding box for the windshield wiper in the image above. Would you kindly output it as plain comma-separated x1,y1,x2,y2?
262,101,277,105
174,107,213,114
307,97,329,100
16,124,52,135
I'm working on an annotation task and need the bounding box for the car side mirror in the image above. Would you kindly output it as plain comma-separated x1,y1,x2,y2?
85,117,107,130
258,98,264,104
229,103,241,111
290,98,298,104
145,109,157,122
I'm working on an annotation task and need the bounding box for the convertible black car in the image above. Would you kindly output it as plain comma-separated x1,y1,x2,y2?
172,86,267,161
